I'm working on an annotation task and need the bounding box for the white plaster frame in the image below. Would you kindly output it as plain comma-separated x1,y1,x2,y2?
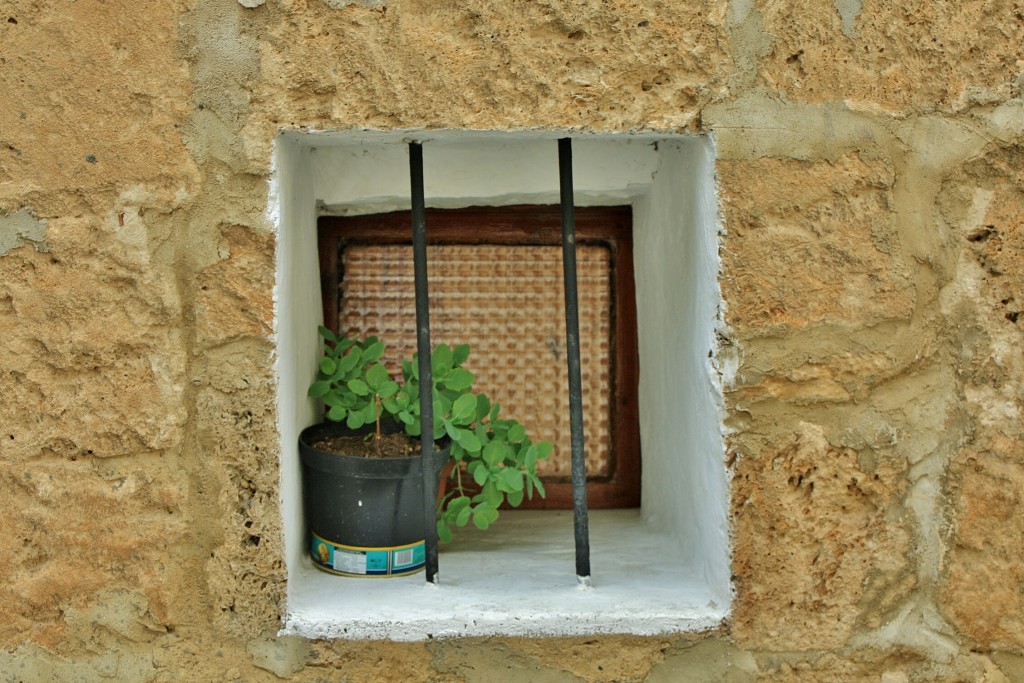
273,131,730,639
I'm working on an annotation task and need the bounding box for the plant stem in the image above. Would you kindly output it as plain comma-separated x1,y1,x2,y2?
374,394,382,457
375,394,382,439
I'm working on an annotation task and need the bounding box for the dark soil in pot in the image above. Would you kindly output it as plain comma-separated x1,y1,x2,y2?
308,429,423,458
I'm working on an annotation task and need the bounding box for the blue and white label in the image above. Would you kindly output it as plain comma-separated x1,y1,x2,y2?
391,544,425,572
310,533,426,577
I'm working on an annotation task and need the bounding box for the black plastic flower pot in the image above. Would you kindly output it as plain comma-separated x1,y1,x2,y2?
299,420,450,578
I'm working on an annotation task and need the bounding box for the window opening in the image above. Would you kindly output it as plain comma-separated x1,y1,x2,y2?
277,133,732,639
317,205,641,510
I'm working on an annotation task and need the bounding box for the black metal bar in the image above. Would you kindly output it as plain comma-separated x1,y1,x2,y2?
558,137,591,583
410,142,439,584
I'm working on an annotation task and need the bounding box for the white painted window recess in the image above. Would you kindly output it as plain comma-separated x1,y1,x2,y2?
272,131,731,640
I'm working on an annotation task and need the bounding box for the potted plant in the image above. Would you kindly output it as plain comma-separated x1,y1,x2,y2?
300,327,552,577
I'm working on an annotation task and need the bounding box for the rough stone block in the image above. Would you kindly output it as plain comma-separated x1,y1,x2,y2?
718,155,914,335
942,445,1024,650
646,639,758,683
757,0,1023,114
490,636,673,682
0,0,194,200
193,352,284,637
731,423,911,650
0,216,187,459
0,457,187,648
938,145,1024,652
246,635,311,677
194,225,275,347
258,0,731,131
430,639,584,683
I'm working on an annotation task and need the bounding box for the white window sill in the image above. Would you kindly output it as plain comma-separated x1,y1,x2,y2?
281,509,727,641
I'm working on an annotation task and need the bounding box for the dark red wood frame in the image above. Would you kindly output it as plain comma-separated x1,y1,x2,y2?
317,205,640,509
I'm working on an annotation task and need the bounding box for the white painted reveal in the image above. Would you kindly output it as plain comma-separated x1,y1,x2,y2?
272,130,730,638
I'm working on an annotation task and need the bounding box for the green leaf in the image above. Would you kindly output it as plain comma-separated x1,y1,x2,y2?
308,381,331,398
434,397,450,421
394,390,410,408
535,441,554,460
472,463,489,487
445,422,463,443
455,504,472,527
339,350,361,375
498,468,525,492
460,431,481,453
431,344,453,377
318,326,339,343
346,410,365,430
479,481,501,508
475,393,491,421
482,441,505,468
494,473,513,493
472,505,494,530
506,489,524,507
398,410,414,425
489,401,501,423
453,343,471,366
327,404,346,422
474,424,489,445
379,381,398,399
531,474,546,498
444,368,475,391
472,503,500,530
450,441,465,461
362,402,378,424
319,357,338,376
348,379,370,396
366,363,388,390
362,341,385,364
447,495,471,514
515,442,530,467
507,423,526,443
452,394,477,422
524,444,538,468
437,519,453,544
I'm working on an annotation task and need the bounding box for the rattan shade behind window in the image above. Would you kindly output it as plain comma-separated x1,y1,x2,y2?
338,243,612,479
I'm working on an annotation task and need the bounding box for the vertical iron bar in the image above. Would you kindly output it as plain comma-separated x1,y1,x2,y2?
558,137,592,583
410,142,439,584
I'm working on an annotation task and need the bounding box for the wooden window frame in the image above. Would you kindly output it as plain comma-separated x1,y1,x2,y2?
317,205,640,509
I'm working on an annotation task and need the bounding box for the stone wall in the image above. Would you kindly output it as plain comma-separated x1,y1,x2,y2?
1,0,1022,680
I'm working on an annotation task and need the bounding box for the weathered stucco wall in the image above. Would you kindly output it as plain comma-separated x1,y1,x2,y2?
1,0,1023,680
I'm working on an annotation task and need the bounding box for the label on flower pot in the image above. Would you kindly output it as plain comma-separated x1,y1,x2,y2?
310,533,426,577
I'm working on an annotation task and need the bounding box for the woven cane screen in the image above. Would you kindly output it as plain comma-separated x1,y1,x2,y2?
338,244,612,479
